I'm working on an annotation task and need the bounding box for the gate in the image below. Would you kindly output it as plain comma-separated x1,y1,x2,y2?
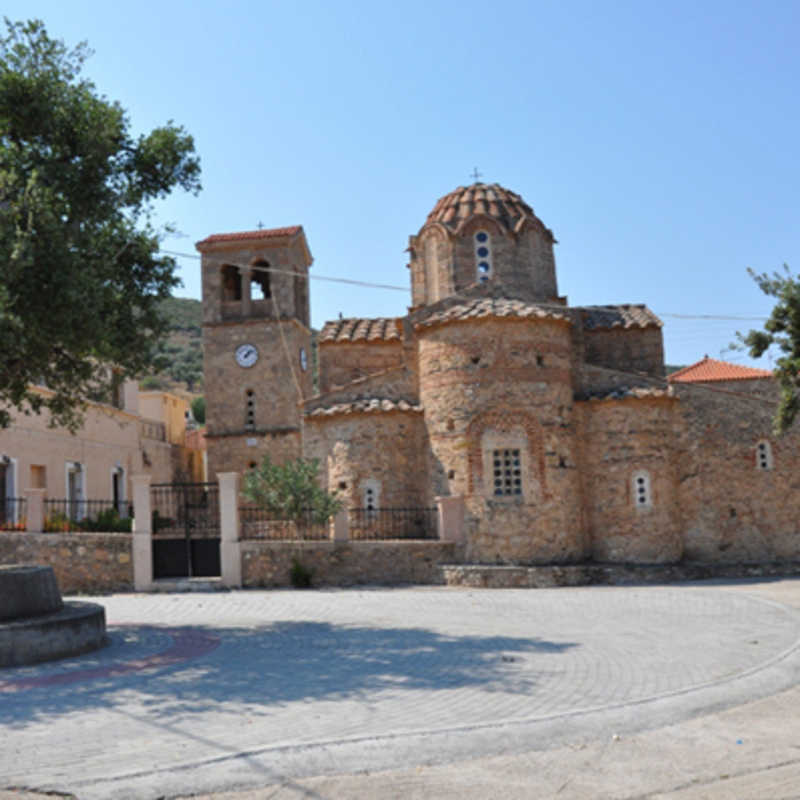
151,483,221,579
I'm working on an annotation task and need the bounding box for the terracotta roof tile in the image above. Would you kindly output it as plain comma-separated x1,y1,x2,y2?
308,397,423,417
196,226,302,246
415,298,570,330
668,356,772,383
319,317,402,343
579,305,662,331
424,182,552,238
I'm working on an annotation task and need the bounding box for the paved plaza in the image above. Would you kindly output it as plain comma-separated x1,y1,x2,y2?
2,579,800,799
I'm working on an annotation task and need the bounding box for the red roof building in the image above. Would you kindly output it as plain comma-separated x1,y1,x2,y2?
668,356,772,383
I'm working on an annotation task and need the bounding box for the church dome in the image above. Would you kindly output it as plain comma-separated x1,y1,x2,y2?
425,182,549,237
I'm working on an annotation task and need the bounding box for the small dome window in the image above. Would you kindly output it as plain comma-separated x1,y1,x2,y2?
474,231,492,283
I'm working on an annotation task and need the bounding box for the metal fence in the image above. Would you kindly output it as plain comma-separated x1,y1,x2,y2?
42,499,131,532
0,497,26,531
150,483,219,539
239,506,331,541
348,507,438,540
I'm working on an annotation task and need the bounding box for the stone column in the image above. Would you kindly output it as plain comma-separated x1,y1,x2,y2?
241,267,252,317
333,507,349,541
23,488,45,533
218,472,242,588
131,474,153,592
436,496,465,543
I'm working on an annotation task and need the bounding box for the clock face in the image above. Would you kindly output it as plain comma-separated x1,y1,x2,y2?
235,343,259,368
300,346,308,371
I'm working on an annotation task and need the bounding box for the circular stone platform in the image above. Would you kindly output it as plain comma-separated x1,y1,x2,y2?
0,565,106,667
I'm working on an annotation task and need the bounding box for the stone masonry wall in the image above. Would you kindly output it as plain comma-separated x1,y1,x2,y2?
207,430,302,479
0,532,133,594
319,341,404,393
418,316,584,562
241,540,462,587
304,411,427,508
580,396,683,563
673,380,800,562
582,327,665,381
306,366,416,412
201,237,309,325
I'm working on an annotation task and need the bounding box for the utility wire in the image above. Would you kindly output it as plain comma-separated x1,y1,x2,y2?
161,249,769,322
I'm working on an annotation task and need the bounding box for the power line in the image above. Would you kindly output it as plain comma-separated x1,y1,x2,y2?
161,248,770,321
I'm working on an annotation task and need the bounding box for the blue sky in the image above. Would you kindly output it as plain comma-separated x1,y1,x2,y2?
8,0,799,367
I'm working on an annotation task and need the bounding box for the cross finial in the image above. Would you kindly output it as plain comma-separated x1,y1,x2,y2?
470,167,483,182
257,220,264,230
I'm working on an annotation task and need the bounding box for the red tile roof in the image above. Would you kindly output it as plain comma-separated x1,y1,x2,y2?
196,226,302,246
319,318,402,343
579,304,662,331
415,297,570,330
424,182,553,238
668,356,773,383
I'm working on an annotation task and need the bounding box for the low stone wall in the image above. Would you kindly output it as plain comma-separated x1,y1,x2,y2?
0,533,133,595
442,561,800,588
241,540,463,588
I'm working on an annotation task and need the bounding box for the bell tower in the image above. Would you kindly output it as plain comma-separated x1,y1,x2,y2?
197,226,313,478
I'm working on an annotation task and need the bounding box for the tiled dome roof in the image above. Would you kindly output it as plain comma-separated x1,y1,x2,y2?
425,182,546,235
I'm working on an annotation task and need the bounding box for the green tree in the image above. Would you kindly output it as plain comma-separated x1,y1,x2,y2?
0,19,201,429
190,395,205,425
737,264,799,434
241,455,342,525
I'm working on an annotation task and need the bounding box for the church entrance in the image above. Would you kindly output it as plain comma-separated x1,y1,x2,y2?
150,483,221,579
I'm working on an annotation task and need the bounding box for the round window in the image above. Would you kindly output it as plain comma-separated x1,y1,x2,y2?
477,246,489,258
475,231,488,243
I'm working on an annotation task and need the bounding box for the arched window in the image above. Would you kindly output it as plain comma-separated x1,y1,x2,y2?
756,440,773,470
474,230,492,283
632,470,652,509
244,389,255,430
221,264,242,301
250,260,271,300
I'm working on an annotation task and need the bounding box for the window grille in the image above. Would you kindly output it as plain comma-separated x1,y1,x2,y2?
493,449,522,496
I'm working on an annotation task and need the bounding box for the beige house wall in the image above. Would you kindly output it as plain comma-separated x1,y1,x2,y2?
0,384,177,507
139,391,190,445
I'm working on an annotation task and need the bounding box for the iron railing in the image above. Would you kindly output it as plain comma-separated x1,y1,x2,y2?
42,499,131,532
348,507,438,540
150,482,219,539
239,506,331,541
0,497,26,531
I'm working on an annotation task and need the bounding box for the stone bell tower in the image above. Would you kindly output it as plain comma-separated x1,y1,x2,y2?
196,226,313,478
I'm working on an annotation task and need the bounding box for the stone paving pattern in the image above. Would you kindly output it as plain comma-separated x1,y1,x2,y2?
2,581,800,799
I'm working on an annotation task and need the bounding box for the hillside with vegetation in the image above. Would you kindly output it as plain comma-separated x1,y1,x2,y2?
140,297,203,394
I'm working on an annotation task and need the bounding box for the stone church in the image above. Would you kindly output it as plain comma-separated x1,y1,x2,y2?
198,182,800,566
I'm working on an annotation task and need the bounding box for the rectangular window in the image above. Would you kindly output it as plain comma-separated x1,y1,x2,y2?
493,449,522,496
30,465,46,489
